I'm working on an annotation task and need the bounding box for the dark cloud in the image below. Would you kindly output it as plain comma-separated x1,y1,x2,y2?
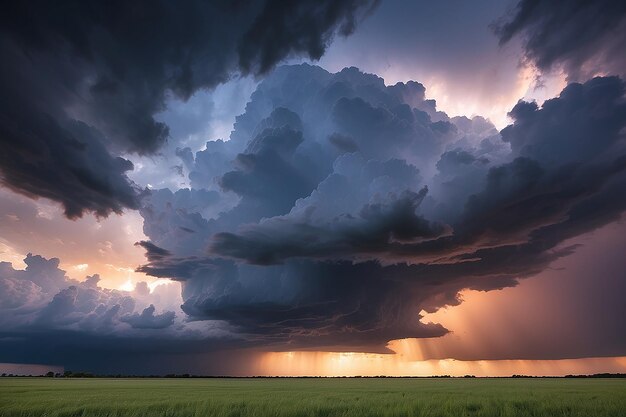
134,65,626,353
121,304,176,329
2,62,625,370
436,149,489,173
218,126,317,218
210,188,446,265
2,1,625,372
495,0,626,80
183,140,237,190
331,95,455,162
3,62,625,365
135,241,172,263
175,259,451,352
328,133,360,153
501,76,626,164
0,0,376,218
237,1,379,74
0,108,141,219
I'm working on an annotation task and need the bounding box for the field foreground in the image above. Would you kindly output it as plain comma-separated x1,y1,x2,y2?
1,377,625,417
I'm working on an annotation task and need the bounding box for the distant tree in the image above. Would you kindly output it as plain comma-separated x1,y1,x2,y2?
46,371,55,378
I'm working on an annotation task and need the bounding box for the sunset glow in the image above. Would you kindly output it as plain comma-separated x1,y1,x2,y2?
257,352,626,377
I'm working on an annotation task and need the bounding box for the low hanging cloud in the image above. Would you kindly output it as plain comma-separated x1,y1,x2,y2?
495,0,626,80
0,0,377,218
136,64,626,352
120,304,176,330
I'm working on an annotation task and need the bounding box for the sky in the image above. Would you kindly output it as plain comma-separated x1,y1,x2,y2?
0,0,625,376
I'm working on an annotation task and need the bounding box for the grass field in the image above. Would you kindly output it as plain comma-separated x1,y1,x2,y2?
1,377,625,417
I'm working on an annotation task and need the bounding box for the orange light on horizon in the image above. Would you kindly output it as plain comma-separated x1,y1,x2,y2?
256,351,626,377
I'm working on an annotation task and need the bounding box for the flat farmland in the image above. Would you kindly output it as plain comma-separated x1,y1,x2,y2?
1,377,625,417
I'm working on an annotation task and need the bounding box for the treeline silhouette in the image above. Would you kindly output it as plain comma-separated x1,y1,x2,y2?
1,372,625,379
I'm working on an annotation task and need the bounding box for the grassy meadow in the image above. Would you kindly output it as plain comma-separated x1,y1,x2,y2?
1,377,625,417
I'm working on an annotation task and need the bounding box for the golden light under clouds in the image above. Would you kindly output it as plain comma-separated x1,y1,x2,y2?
257,351,626,377
256,221,626,377
257,278,626,377
3,190,625,377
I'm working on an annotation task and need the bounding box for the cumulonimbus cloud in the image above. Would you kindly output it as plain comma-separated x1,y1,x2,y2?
3,1,625,373
136,65,626,352
2,65,624,365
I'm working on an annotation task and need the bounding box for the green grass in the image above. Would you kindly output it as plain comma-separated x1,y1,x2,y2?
1,377,625,417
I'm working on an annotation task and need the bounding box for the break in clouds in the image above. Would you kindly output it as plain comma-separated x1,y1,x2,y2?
1,0,625,370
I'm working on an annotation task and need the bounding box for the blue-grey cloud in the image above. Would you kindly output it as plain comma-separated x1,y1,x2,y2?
3,64,626,370
0,0,376,218
136,65,626,352
121,304,176,330
0,253,193,338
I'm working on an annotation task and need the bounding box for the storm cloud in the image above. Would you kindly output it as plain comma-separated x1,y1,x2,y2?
495,0,626,80
0,0,376,218
2,62,625,368
1,2,625,372
135,64,626,352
